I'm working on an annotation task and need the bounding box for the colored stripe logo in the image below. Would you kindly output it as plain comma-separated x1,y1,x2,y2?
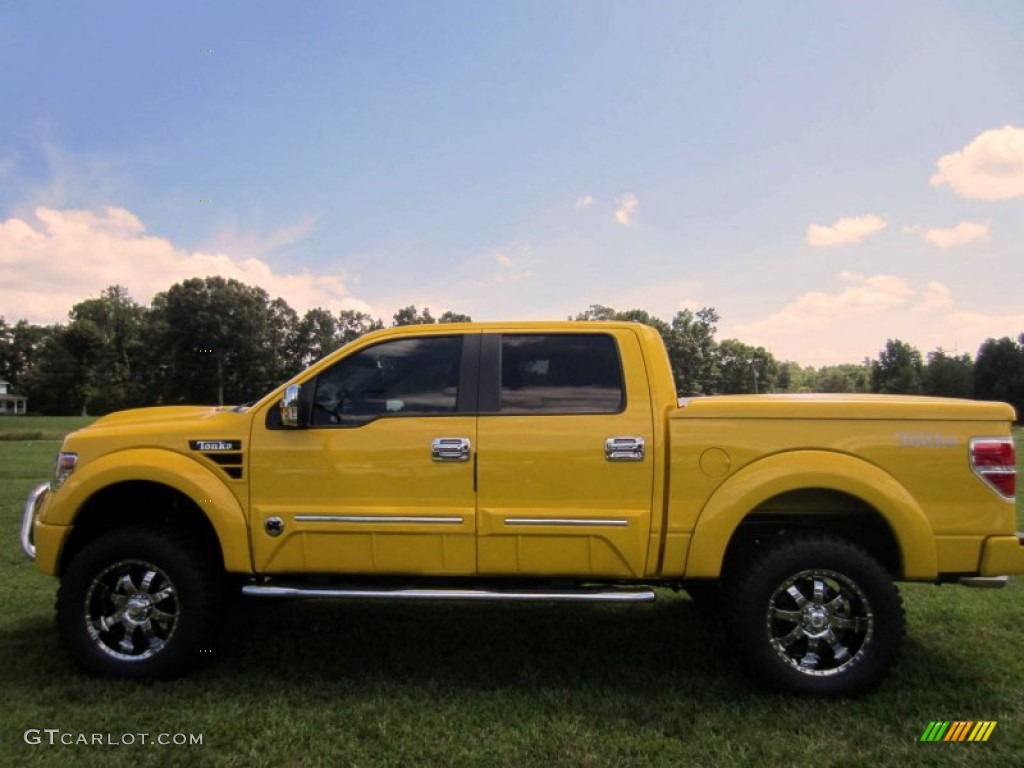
920,721,997,742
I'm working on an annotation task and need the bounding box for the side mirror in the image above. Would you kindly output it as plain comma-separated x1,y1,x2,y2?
280,384,304,428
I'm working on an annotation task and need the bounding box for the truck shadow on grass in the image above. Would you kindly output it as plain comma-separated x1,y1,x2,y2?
0,596,1002,710
210,593,999,705
215,594,740,694
0,598,738,699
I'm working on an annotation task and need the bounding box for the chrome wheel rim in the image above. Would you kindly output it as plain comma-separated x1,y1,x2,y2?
84,559,179,661
765,568,873,677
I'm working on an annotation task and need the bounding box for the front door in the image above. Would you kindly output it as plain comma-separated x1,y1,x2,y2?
249,333,478,575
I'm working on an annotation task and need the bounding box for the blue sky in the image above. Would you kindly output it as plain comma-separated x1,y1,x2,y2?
2,0,1023,365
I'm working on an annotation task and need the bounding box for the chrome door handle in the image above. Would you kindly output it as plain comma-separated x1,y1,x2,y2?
605,436,645,462
432,437,471,462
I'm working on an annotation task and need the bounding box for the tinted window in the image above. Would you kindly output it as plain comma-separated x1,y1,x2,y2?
500,334,624,414
313,336,463,425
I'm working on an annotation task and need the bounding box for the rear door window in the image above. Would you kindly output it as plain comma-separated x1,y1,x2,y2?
499,334,624,414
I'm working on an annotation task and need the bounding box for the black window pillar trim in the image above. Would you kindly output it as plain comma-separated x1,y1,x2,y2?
478,333,501,413
456,333,482,414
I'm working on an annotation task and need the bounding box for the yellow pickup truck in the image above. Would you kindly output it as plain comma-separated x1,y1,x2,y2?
21,321,1022,695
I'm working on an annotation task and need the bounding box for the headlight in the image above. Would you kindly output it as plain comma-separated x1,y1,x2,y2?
52,452,77,490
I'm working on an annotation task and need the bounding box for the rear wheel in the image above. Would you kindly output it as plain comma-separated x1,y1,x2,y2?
57,525,223,679
726,533,904,696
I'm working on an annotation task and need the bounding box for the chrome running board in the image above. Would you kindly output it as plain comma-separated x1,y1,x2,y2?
958,576,1008,589
242,584,657,603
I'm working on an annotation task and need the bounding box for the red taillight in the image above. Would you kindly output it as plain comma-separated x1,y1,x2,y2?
970,438,1016,499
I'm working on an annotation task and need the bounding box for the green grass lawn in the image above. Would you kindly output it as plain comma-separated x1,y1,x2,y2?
0,415,95,441
0,422,1021,766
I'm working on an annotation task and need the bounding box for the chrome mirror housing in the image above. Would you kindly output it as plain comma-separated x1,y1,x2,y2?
280,384,302,428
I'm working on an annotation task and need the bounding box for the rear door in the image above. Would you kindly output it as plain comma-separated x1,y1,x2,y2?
475,329,655,577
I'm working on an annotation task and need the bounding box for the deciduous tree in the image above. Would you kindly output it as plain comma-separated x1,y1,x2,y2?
871,339,924,395
924,349,974,399
716,339,779,394
149,277,292,405
392,306,436,326
975,335,1024,420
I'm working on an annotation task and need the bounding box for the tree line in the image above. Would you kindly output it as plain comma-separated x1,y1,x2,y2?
1,278,1022,419
574,305,1023,417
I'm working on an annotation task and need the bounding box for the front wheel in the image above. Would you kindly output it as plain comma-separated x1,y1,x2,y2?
57,525,223,679
726,533,904,696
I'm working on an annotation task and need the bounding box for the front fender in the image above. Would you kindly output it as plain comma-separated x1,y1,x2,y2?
43,448,252,574
685,450,937,580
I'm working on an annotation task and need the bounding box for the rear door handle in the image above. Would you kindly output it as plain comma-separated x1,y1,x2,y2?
605,436,645,462
432,437,471,462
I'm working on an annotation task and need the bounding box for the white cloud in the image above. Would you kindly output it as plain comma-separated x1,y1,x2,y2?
16,140,130,215
913,281,953,313
738,272,914,335
489,270,535,285
948,310,1024,340
731,274,1021,366
919,220,991,249
930,125,1024,200
614,193,638,226
574,195,595,210
806,215,888,247
472,248,535,286
0,206,370,324
205,214,319,259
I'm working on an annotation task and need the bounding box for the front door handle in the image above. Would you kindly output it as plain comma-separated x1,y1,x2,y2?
605,436,645,462
432,437,471,462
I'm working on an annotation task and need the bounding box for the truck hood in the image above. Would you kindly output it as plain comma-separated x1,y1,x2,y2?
84,405,243,431
672,393,1016,422
65,406,252,452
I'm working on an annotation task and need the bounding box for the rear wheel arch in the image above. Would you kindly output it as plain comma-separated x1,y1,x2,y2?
685,451,937,580
722,489,903,579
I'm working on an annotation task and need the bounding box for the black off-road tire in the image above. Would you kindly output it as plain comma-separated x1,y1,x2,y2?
57,525,224,680
726,533,904,696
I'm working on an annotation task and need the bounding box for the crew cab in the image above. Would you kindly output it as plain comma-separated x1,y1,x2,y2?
21,321,1023,695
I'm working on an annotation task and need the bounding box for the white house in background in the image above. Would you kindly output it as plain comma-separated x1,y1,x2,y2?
0,379,27,415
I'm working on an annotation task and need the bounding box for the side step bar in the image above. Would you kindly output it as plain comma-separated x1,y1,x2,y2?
242,584,657,604
958,576,1008,589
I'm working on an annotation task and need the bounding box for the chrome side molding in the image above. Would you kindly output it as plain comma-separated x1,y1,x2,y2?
504,517,629,528
294,515,464,525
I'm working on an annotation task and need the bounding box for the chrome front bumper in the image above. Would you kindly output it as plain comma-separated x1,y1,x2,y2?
21,483,49,559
